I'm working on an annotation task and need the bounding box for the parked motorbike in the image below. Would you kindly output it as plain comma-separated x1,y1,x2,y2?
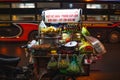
0,53,34,80
0,53,21,80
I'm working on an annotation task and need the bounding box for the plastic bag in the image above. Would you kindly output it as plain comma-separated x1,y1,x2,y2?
67,54,80,74
81,27,90,36
77,54,85,73
58,54,70,69
47,55,57,69
84,36,106,54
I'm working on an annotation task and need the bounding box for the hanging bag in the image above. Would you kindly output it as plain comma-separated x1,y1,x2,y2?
58,54,70,69
77,54,85,73
66,54,80,74
47,55,57,70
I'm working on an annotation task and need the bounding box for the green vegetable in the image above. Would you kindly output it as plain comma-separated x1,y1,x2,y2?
81,27,90,36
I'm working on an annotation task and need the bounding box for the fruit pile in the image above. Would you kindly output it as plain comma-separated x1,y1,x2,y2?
41,26,61,36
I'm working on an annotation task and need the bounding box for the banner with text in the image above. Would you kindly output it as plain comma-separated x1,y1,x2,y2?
43,9,82,23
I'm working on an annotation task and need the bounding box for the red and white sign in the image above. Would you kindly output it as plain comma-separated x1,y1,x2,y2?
43,9,82,23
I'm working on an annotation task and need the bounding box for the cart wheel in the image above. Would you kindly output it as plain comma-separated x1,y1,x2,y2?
52,74,76,80
39,73,52,80
52,74,65,80
65,76,76,80
28,73,36,80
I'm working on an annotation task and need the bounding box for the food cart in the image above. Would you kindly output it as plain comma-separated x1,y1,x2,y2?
28,9,106,80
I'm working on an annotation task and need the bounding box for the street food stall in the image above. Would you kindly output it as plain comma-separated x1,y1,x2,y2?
27,9,106,80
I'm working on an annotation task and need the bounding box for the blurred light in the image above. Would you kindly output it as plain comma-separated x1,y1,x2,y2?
84,0,94,1
16,47,22,56
16,36,20,38
1,36,5,38
97,34,101,38
19,3,35,8
69,3,73,8
1,47,7,54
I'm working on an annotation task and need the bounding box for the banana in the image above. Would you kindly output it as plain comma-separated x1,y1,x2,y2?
79,41,93,53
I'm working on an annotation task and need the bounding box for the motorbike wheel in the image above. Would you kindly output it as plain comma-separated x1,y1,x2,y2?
109,31,120,43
